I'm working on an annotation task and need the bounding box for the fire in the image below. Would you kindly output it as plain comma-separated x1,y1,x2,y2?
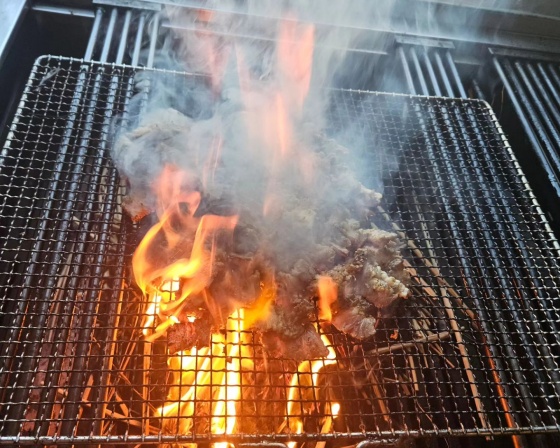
286,333,338,445
277,17,315,112
156,309,252,440
131,11,340,447
317,276,337,322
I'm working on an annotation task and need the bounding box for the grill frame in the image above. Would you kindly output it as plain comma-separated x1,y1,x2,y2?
1,55,560,445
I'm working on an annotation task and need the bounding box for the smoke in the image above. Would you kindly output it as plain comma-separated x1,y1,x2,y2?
114,0,528,302
115,1,399,254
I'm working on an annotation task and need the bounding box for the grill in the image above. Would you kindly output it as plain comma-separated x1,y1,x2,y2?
489,48,560,234
1,55,560,446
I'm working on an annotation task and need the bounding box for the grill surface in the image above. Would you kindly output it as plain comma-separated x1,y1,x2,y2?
1,55,560,445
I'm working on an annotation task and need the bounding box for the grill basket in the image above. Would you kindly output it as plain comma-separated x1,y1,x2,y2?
1,55,560,446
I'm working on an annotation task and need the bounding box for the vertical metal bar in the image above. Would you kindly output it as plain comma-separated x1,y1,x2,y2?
85,8,103,61
539,63,560,113
397,56,540,442
471,79,486,101
515,61,560,147
132,13,146,66
429,88,560,400
147,13,160,68
100,8,118,63
545,64,560,103
414,103,531,437
433,50,455,97
420,48,443,97
444,50,467,98
397,46,415,95
524,62,560,134
408,47,429,95
492,58,560,197
446,97,560,390
34,109,112,437
116,10,132,64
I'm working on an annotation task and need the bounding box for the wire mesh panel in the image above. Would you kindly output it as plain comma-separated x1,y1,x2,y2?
1,55,560,446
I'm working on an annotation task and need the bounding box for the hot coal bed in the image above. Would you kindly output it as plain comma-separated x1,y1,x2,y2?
1,55,560,447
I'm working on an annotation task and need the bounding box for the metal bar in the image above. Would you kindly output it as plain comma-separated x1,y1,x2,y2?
100,8,118,63
2,61,95,433
420,48,443,96
439,98,560,425
445,98,560,395
2,427,557,446
433,50,455,97
161,21,387,57
408,47,429,96
31,3,95,18
132,13,146,66
146,0,560,57
471,79,485,100
147,12,160,68
396,55,458,423
444,50,467,98
91,66,137,438
397,46,415,95
492,57,560,197
489,47,560,64
428,77,560,401
116,10,132,64
540,63,560,113
514,61,560,148
546,63,560,92
91,226,128,436
85,8,103,61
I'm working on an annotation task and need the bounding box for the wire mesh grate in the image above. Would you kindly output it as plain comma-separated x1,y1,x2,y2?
0,55,560,445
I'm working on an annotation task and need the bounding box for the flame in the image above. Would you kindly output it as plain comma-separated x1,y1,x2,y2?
236,18,315,165
155,309,252,441
332,402,340,418
135,165,238,342
277,17,315,112
286,332,337,443
131,12,340,446
317,276,337,322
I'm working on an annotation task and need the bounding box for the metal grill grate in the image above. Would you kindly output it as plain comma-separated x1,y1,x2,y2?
1,55,560,446
490,48,560,235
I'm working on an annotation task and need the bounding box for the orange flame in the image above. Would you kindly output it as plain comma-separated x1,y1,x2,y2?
286,332,337,441
317,276,338,322
134,165,238,342
277,17,315,112
132,12,339,445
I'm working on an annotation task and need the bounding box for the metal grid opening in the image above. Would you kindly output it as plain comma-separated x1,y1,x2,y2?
1,55,560,446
